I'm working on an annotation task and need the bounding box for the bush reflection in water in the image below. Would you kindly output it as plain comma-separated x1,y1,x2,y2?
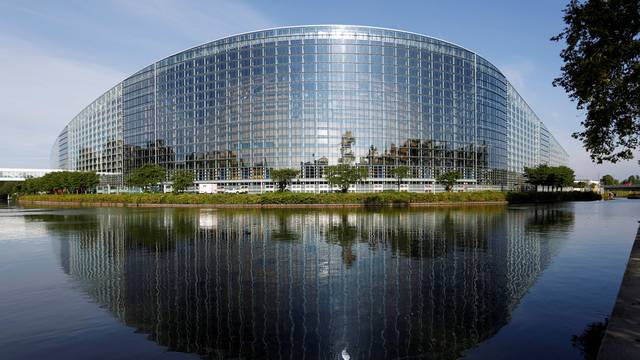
30,206,573,359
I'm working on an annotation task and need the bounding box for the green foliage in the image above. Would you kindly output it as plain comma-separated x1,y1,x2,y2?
127,164,165,192
390,166,410,191
436,171,461,192
552,166,577,188
15,171,99,194
269,168,300,191
623,175,640,185
0,181,19,197
552,0,640,163
18,190,508,207
171,170,194,193
524,165,551,188
524,164,576,190
324,164,367,192
600,174,619,186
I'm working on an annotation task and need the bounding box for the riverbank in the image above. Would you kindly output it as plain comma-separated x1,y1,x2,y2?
17,191,601,208
598,225,640,359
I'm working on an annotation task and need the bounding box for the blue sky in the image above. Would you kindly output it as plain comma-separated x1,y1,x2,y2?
0,0,637,179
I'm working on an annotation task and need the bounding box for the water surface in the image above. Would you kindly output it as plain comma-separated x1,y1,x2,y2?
0,200,638,359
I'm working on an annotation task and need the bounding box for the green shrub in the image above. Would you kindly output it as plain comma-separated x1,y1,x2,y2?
18,190,508,206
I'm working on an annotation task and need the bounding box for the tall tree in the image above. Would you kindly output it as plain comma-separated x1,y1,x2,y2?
0,181,18,197
552,0,640,163
77,172,99,194
600,174,619,186
436,171,461,192
624,174,640,184
552,166,576,190
127,164,165,192
524,165,551,190
390,166,410,191
171,170,194,193
325,164,366,193
270,168,299,191
524,164,576,191
14,171,99,194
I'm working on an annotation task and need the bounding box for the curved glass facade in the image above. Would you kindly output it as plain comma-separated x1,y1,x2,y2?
51,25,568,191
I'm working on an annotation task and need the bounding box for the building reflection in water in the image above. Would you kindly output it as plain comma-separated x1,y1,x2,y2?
38,207,573,359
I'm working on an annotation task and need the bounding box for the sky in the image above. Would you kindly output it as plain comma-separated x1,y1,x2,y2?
0,0,637,180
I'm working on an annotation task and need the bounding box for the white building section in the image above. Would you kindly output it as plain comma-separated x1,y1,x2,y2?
0,168,65,181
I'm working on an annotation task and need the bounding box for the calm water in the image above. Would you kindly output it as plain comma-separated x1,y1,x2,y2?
0,200,638,359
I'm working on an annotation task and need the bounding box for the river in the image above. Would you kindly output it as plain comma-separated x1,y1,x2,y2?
0,200,638,359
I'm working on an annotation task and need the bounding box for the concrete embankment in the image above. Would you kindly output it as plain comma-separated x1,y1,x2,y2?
598,225,640,359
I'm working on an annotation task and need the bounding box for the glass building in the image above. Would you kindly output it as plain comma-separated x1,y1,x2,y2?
51,25,569,192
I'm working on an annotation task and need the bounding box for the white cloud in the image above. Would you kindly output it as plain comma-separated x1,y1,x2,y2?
500,60,536,93
112,0,275,43
0,0,274,168
0,35,125,167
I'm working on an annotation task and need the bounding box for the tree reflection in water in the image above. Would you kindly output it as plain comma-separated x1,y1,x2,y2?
28,206,574,359
571,318,608,360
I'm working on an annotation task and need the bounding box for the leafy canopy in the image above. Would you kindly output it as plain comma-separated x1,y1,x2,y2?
623,175,640,185
17,171,99,194
127,164,165,192
0,181,19,196
600,174,619,186
523,164,576,190
325,164,366,193
270,168,299,191
552,0,640,163
436,171,461,192
171,170,194,193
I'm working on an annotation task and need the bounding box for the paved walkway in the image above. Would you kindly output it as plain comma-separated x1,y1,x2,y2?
598,225,640,359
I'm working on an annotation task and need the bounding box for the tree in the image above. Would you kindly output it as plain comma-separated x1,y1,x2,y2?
551,165,576,190
436,171,461,192
19,176,42,194
127,164,165,192
623,175,640,185
524,165,551,190
552,0,640,163
0,181,18,197
68,172,99,194
14,171,99,194
390,166,410,191
82,172,99,193
270,168,299,191
171,170,194,193
524,164,575,191
600,174,619,186
325,164,366,193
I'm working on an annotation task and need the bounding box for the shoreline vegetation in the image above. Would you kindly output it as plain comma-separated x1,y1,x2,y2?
17,191,602,208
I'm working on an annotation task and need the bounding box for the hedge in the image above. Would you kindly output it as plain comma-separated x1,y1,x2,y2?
19,190,602,206
19,191,506,206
